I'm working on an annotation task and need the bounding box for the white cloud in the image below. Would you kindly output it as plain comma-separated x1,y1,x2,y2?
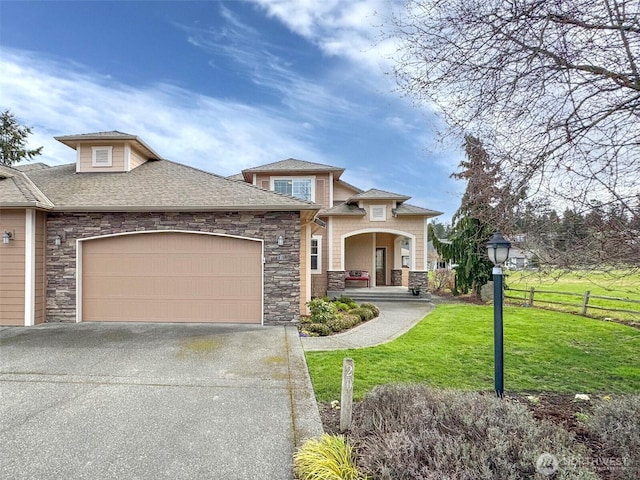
0,48,329,175
249,0,398,73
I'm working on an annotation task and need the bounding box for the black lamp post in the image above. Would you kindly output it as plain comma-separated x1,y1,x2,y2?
486,232,512,398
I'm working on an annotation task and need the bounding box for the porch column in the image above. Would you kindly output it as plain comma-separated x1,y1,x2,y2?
328,271,346,291
409,271,429,290
391,269,403,286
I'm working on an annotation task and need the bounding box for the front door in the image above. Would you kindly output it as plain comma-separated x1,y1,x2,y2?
376,247,386,286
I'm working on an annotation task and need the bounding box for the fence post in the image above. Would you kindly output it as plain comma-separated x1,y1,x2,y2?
340,358,354,432
581,290,591,316
529,287,535,307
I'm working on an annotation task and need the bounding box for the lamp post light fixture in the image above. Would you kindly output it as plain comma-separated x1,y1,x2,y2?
486,231,512,398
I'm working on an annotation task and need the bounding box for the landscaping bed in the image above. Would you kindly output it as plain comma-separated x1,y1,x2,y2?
299,297,380,337
314,388,639,479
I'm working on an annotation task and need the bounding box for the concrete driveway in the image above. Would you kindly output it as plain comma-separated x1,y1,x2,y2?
0,322,322,479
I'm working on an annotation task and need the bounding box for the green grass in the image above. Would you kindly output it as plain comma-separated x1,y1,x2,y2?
306,304,640,402
504,269,640,321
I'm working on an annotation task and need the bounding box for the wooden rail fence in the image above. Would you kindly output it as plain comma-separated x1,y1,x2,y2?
505,287,640,318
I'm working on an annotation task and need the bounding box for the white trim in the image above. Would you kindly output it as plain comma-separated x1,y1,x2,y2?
305,224,312,307
91,146,113,167
424,219,428,271
369,205,387,222
327,217,333,270
340,228,417,272
252,173,257,186
270,176,316,202
124,143,131,171
76,144,81,173
76,230,265,325
311,235,322,274
372,233,377,287
24,209,36,326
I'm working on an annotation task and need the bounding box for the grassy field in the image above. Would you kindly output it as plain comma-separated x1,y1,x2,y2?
504,269,640,321
306,304,640,402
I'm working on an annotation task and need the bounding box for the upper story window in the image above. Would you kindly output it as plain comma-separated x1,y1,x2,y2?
92,146,113,167
271,177,314,202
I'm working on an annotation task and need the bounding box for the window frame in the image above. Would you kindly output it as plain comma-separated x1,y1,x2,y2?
270,176,315,202
369,205,387,221
310,235,322,274
91,146,113,167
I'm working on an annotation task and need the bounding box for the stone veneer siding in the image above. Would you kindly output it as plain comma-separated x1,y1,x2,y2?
46,211,301,325
327,270,346,291
391,269,403,286
408,271,429,291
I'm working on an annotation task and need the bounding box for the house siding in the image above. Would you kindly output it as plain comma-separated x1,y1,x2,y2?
0,209,26,325
35,210,46,324
45,211,301,325
329,212,426,270
78,142,126,172
130,146,148,170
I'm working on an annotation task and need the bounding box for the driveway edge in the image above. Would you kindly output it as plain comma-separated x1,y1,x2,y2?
285,326,324,447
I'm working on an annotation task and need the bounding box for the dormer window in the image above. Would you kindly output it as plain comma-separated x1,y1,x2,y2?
92,146,113,167
272,177,314,202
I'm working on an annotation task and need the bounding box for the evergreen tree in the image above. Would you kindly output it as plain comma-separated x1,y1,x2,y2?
430,135,511,296
0,110,42,166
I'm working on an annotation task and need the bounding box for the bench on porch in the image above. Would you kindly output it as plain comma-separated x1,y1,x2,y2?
345,270,370,288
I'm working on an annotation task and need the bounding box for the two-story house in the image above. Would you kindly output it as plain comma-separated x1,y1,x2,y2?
234,159,442,300
0,131,441,328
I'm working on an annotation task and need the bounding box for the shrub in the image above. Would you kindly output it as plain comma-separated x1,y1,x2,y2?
305,323,332,336
585,395,640,479
308,298,338,324
327,313,362,333
359,303,380,317
294,434,366,480
336,296,358,309
432,268,454,293
350,384,598,480
334,302,352,312
350,307,374,322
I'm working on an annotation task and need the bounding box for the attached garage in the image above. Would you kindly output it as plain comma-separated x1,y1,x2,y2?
80,231,263,324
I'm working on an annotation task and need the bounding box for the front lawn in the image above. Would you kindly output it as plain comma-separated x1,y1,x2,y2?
306,304,640,402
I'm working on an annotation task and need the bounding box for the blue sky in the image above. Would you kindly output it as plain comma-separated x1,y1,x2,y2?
0,0,464,220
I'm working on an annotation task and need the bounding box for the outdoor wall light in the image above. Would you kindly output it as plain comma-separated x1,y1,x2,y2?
277,234,285,247
2,231,13,244
54,235,62,246
486,231,512,398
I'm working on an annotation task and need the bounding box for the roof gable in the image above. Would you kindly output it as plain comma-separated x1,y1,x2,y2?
240,158,345,182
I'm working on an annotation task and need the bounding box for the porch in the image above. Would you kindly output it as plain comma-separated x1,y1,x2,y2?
326,286,432,303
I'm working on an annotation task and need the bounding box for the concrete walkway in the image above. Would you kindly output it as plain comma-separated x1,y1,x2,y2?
301,301,435,351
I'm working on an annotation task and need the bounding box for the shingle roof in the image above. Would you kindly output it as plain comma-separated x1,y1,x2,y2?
55,131,164,160
0,165,54,207
349,188,411,202
21,160,319,212
240,158,345,182
393,203,443,217
321,203,366,216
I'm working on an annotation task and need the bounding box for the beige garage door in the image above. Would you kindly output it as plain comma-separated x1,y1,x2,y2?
82,232,262,323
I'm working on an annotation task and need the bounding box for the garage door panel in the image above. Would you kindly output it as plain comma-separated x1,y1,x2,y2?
82,232,262,324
